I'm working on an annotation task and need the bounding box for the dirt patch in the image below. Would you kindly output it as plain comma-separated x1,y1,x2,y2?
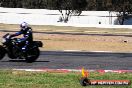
33,33,132,52
1,24,132,52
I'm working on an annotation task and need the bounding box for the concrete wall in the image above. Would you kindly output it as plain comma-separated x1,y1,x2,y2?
0,7,118,25
0,7,132,29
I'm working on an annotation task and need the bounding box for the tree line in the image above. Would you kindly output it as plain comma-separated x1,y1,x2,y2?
0,0,132,11
0,0,132,24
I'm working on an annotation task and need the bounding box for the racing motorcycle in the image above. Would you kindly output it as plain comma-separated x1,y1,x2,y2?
0,33,43,63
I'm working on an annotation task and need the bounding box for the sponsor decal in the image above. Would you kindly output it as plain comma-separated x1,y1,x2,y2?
80,68,131,86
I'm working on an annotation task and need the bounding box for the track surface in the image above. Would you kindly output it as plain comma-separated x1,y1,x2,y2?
0,51,132,70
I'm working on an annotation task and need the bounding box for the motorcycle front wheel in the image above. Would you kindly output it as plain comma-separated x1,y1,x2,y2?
0,45,6,60
25,47,40,63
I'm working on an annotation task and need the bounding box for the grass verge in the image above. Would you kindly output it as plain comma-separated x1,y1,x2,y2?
0,70,131,88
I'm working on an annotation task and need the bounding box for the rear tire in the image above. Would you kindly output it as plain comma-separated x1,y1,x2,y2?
25,48,40,63
0,45,6,60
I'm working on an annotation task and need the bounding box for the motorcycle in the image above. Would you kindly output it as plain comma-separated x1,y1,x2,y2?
0,33,43,63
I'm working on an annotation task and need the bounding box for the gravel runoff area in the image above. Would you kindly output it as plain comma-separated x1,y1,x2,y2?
1,23,132,52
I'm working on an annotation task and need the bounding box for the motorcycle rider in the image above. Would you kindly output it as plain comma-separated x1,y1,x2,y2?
10,22,33,52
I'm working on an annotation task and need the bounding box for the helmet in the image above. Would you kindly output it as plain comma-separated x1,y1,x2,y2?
20,22,28,29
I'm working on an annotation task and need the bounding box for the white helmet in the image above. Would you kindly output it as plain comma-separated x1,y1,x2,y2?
20,22,28,29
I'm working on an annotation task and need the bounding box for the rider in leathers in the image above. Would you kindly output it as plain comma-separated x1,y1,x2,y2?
10,22,33,52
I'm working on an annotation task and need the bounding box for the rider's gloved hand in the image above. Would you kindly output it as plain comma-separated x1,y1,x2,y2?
6,34,12,39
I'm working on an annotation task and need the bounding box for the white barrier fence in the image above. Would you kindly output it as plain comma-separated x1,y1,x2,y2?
0,7,132,29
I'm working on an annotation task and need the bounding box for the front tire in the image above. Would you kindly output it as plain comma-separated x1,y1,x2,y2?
0,45,6,60
25,48,40,63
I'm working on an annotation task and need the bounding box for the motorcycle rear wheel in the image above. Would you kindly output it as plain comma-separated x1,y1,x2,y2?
25,48,40,63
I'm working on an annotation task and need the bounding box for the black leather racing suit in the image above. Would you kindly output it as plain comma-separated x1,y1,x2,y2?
11,27,33,51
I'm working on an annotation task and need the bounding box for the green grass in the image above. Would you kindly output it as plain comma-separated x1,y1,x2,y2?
0,70,131,88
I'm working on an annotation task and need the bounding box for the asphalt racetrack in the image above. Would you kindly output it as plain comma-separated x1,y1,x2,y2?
0,51,132,70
